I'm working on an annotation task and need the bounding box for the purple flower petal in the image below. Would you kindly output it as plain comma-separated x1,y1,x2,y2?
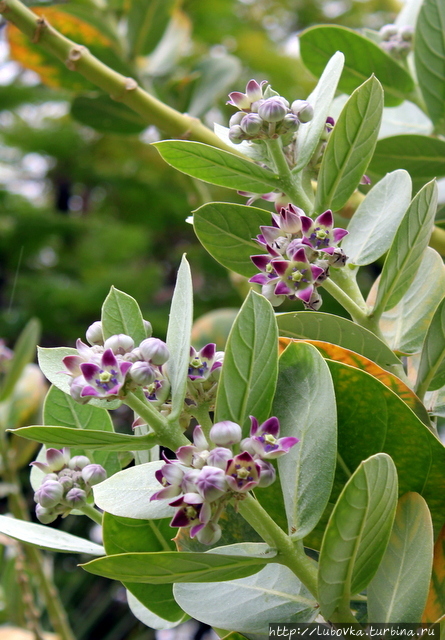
316,210,333,229
311,264,325,281
259,416,280,437
249,416,259,436
249,274,270,285
63,355,83,374
270,260,289,276
80,385,100,397
300,216,314,234
292,247,308,264
200,343,216,360
333,228,348,243
102,348,118,368
251,254,271,271
296,286,314,303
274,281,291,296
80,362,100,381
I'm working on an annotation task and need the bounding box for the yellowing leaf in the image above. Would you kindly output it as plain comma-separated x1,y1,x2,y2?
278,338,430,426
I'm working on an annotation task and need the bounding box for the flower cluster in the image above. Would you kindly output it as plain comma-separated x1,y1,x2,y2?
32,448,106,524
62,321,170,404
379,24,414,59
249,204,348,308
186,343,223,403
151,416,298,545
227,80,313,144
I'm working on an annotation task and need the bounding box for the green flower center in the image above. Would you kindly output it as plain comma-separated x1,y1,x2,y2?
99,371,112,383
185,506,197,519
237,468,250,479
291,270,303,282
316,229,328,239
264,434,277,445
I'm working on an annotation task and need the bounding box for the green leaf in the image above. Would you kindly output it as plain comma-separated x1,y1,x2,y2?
166,255,193,422
11,425,157,451
0,514,105,555
42,385,120,475
318,453,398,619
103,513,184,623
273,342,337,539
38,347,121,410
416,296,445,395
367,493,433,623
415,0,445,128
93,461,174,520
368,248,445,355
341,169,412,266
294,51,345,171
327,361,445,537
71,94,147,135
153,141,280,193
315,76,383,213
276,311,402,370
127,0,175,58
101,286,146,346
188,56,242,118
215,291,278,434
0,318,40,402
378,101,433,139
368,135,445,180
299,25,415,107
373,180,438,315
174,562,317,634
193,202,271,278
81,551,269,583
127,592,187,630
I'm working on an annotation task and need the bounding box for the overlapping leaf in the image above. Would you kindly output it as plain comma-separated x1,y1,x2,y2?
193,202,271,278
11,425,156,451
101,286,146,345
0,318,40,403
416,296,445,395
423,523,445,623
318,454,398,619
368,135,445,180
315,75,383,213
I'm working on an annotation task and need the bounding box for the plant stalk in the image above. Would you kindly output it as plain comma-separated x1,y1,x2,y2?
124,392,189,451
188,402,214,440
238,492,318,599
80,504,103,525
266,138,313,211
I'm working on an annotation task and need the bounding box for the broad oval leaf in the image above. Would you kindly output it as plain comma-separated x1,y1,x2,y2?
0,515,105,555
71,94,147,134
273,342,337,540
11,425,156,451
341,169,412,266
127,591,187,630
276,311,401,370
416,296,445,395
294,51,344,171
103,513,184,623
188,55,242,118
368,135,445,180
127,0,175,58
299,26,414,107
153,141,280,193
193,202,271,278
80,551,269,583
215,291,278,435
166,255,193,422
378,101,433,139
174,563,318,634
0,318,40,403
415,0,445,128
315,76,383,213
101,286,146,346
278,338,430,427
423,522,445,623
93,461,174,520
318,453,398,619
367,493,433,623
373,180,438,315
368,248,445,355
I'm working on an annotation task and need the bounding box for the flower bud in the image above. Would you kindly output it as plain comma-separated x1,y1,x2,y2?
58,476,74,491
210,420,242,447
228,125,245,144
46,448,70,472
291,100,314,123
257,460,276,487
81,464,107,486
258,97,288,123
69,455,91,470
196,467,227,502
181,469,200,493
280,113,300,133
104,334,134,355
143,319,153,337
379,24,398,40
240,113,263,135
86,321,104,346
130,361,157,385
229,112,245,127
139,338,170,365
65,487,87,508
196,522,222,545
37,480,64,508
206,447,233,470
69,376,91,405
400,26,414,41
36,504,58,524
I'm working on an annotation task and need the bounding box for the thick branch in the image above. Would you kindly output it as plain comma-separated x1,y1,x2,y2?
0,0,238,152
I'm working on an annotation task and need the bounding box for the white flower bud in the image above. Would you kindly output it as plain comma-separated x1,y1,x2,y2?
104,334,134,355
81,464,107,486
69,455,91,470
130,361,157,385
36,504,58,524
86,321,104,346
139,338,169,365
37,480,64,508
143,319,153,337
210,420,242,447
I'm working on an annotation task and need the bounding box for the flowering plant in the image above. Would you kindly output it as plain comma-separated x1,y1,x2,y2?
1,0,445,635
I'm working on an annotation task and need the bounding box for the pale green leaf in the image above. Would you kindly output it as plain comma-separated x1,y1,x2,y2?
315,76,383,213
318,453,398,619
101,286,146,346
0,318,40,402
341,169,412,266
367,493,433,623
274,342,336,540
416,295,445,395
11,425,156,451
